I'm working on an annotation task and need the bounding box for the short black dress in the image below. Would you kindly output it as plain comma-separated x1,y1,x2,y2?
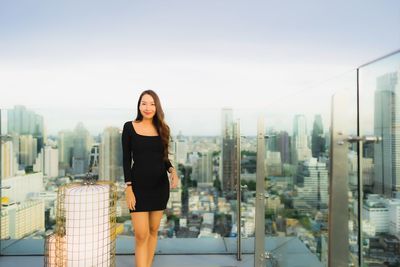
121,121,172,212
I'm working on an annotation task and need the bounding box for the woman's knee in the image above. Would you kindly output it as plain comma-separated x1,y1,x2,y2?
135,229,149,244
149,225,159,236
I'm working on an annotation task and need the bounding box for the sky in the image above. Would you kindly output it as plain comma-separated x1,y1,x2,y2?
0,0,399,135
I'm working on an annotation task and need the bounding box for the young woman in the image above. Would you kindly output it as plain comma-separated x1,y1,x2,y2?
121,90,179,267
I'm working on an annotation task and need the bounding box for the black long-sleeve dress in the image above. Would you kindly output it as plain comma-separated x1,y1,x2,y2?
121,121,172,212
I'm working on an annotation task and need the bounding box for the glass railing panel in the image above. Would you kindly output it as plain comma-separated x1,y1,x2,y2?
259,70,356,267
359,51,400,266
2,50,398,266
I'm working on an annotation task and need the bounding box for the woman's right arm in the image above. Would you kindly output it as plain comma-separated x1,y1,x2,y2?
121,122,133,184
122,122,135,210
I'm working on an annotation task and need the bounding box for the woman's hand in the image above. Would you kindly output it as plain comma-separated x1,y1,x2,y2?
125,187,136,210
169,169,179,189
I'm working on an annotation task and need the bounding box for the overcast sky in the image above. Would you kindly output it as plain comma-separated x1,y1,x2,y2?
0,0,399,135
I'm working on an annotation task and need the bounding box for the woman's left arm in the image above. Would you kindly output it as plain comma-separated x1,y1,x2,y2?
165,159,179,188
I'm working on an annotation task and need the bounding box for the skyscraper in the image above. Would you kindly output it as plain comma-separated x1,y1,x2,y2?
89,144,100,175
277,131,290,164
7,105,45,157
58,130,74,172
193,151,213,186
298,158,328,210
3,107,43,171
221,108,239,192
311,115,326,159
267,129,279,152
373,71,400,197
7,105,44,137
1,140,18,178
33,145,59,178
99,127,122,182
19,134,37,168
266,151,282,176
71,122,93,175
174,132,188,164
292,114,311,164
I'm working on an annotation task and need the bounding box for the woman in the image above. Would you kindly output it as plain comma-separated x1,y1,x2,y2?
121,90,179,267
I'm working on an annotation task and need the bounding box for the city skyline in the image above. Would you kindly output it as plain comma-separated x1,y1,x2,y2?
2,105,332,136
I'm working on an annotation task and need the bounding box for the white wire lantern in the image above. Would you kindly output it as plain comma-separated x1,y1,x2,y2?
45,177,117,267
44,233,67,267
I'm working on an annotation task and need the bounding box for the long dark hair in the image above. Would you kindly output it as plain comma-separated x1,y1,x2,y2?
135,90,171,160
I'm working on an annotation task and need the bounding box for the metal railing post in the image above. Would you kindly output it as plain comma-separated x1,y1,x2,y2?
254,117,266,267
236,119,242,261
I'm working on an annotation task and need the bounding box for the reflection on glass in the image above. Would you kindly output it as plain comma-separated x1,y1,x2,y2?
359,52,400,266
265,113,330,265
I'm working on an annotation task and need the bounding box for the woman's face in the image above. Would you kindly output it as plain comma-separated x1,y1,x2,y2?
139,94,156,120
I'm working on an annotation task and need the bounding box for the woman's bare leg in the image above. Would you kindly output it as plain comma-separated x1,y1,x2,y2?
147,210,164,267
131,212,149,267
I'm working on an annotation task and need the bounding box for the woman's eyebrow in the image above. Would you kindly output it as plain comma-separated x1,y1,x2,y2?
141,101,155,104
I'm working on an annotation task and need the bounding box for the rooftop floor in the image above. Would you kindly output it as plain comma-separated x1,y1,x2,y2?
0,237,323,267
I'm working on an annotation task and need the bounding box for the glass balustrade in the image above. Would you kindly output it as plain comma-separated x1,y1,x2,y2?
1,50,399,267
